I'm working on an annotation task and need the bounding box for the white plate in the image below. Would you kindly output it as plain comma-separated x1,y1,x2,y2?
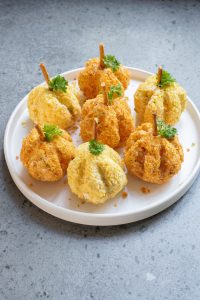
4,68,200,226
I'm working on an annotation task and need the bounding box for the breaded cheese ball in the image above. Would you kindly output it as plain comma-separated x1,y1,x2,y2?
78,44,130,99
28,84,81,129
99,68,125,97
134,74,187,126
80,94,134,148
20,125,75,181
67,142,127,204
124,123,184,184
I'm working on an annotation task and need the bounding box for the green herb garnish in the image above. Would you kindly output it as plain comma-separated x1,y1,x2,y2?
43,124,62,142
103,55,120,72
157,70,176,88
108,83,123,102
157,119,177,139
49,75,68,92
89,139,104,155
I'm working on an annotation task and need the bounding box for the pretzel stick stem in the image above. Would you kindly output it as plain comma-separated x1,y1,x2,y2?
101,84,109,105
157,65,162,84
99,43,105,68
40,63,50,84
35,124,45,141
93,118,98,140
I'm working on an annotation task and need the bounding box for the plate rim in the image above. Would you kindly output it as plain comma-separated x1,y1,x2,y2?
4,67,200,226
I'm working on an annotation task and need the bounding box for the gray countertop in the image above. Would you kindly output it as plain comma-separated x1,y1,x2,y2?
1,0,200,299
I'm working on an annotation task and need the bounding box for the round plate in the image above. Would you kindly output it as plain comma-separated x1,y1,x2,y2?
4,68,200,226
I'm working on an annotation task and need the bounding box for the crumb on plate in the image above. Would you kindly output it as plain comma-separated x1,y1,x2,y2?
16,156,19,160
141,187,151,194
122,191,128,199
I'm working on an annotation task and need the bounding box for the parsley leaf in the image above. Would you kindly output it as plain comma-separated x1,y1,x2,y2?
157,70,176,88
43,124,62,142
103,55,120,72
49,75,68,92
89,139,104,155
157,119,177,139
108,83,123,102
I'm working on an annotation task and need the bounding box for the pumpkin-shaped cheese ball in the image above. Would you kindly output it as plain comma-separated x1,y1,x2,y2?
28,64,81,129
124,119,184,184
134,67,187,126
20,124,75,181
78,43,130,99
67,140,127,205
80,86,134,148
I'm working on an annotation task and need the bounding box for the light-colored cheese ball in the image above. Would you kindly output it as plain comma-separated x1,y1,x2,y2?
134,75,187,126
28,84,81,129
124,123,184,184
67,142,127,204
78,57,130,99
20,126,75,181
80,94,134,148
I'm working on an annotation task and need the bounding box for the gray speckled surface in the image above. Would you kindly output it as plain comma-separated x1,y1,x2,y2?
1,0,200,299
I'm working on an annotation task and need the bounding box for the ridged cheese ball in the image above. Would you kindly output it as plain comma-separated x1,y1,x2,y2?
28,84,81,129
67,142,127,204
98,68,125,96
78,57,130,99
134,75,187,126
80,94,134,148
124,123,184,184
114,66,130,89
20,126,75,181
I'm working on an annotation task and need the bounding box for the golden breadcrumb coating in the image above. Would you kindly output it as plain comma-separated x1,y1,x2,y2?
134,75,187,126
20,126,75,181
67,142,127,204
115,66,130,89
98,68,124,96
78,57,130,99
28,84,81,129
124,123,184,184
80,94,134,148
